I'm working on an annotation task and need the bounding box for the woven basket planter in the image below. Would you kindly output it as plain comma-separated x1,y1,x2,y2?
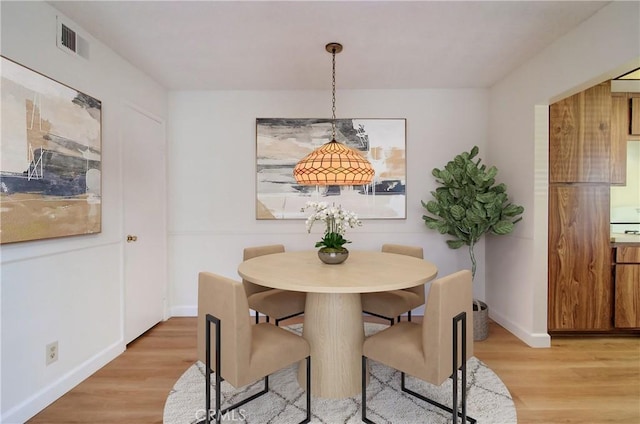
473,300,489,341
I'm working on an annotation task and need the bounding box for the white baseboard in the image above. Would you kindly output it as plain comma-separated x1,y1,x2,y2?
489,309,551,348
170,306,263,318
1,341,125,424
170,305,197,317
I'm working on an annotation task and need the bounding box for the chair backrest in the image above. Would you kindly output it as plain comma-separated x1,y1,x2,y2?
242,244,285,297
197,272,252,387
421,270,474,385
381,243,425,301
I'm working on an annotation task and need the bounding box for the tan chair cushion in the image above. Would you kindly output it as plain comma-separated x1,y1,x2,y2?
197,272,309,388
242,244,286,297
361,290,422,318
363,270,474,387
381,244,426,302
381,244,423,258
363,322,424,375
242,244,306,320
197,272,252,387
362,244,426,319
422,270,473,385
248,289,306,320
247,323,310,385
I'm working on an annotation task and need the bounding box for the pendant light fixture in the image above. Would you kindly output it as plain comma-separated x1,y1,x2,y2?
293,43,374,186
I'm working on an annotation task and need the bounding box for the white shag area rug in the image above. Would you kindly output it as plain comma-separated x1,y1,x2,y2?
164,323,517,424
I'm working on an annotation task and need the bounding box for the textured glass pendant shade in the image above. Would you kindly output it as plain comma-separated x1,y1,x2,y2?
293,140,375,185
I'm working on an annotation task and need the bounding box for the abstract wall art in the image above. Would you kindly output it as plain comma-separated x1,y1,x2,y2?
1,56,102,244
256,118,406,220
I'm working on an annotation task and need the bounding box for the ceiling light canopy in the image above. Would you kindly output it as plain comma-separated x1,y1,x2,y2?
293,43,374,186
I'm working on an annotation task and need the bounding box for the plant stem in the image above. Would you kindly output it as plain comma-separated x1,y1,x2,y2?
469,241,476,280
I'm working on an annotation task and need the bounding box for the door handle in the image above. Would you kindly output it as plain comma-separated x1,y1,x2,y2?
126,235,138,243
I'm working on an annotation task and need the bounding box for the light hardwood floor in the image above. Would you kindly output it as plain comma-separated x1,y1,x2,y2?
28,317,639,424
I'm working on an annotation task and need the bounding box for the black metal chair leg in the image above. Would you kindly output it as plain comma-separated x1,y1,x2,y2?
408,310,412,322
303,356,311,424
362,356,375,424
202,313,220,424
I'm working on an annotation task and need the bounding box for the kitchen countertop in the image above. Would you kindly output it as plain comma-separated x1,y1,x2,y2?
610,233,640,246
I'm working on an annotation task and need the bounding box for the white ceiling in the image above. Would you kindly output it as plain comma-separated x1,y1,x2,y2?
48,1,610,90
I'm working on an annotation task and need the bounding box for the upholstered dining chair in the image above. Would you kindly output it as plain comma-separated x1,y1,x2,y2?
197,272,311,424
361,244,425,325
362,270,475,424
243,244,306,325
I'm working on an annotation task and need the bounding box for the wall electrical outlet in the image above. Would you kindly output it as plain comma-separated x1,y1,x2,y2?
46,341,58,365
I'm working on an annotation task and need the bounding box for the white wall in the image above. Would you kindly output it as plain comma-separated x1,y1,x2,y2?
0,2,167,422
4,1,637,420
487,1,640,347
167,89,489,315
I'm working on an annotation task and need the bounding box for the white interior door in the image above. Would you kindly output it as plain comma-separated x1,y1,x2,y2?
122,103,167,344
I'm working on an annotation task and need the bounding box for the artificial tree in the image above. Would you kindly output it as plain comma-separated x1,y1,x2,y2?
421,146,524,338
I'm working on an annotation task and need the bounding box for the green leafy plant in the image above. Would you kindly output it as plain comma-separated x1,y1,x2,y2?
421,146,524,278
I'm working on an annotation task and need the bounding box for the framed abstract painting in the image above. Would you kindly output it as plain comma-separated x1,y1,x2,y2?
0,56,102,244
256,118,406,220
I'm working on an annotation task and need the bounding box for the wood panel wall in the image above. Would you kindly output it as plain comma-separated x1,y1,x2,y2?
614,265,640,328
549,82,611,183
617,247,640,263
610,94,628,185
548,185,612,330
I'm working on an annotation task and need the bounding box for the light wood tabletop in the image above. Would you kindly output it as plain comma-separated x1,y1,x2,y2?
238,250,438,398
237,250,438,293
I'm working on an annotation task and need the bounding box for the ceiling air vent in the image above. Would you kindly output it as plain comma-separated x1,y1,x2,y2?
60,23,76,53
56,16,89,59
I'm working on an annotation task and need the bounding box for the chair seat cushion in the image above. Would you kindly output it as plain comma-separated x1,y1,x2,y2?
363,322,436,385
247,289,306,320
245,323,310,386
361,290,422,318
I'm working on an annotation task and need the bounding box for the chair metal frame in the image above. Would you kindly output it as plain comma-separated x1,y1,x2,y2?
362,311,476,424
200,313,311,424
254,310,304,326
361,310,406,326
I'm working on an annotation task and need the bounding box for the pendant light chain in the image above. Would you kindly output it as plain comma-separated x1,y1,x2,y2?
331,46,337,141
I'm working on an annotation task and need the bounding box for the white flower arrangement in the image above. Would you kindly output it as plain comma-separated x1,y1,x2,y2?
302,201,362,249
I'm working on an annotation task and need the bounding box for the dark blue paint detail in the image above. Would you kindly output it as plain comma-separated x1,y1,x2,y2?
0,148,98,197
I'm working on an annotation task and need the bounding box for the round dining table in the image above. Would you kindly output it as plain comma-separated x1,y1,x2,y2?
237,250,438,398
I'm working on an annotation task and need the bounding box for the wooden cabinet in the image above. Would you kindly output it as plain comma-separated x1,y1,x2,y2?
548,185,612,331
547,81,640,334
548,82,613,332
617,246,640,263
610,93,628,185
614,247,640,329
549,82,611,183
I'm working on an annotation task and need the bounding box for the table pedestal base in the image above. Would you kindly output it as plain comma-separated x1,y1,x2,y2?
297,292,368,398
